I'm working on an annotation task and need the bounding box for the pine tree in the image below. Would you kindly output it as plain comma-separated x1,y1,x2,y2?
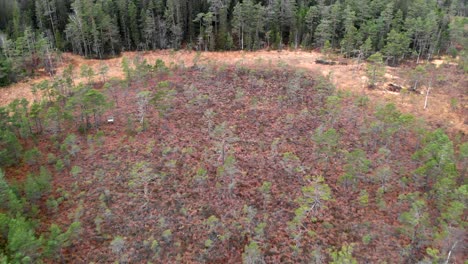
232,2,245,50
304,6,320,48
383,29,410,65
7,217,43,262
359,37,373,58
315,18,332,48
398,193,431,263
366,52,385,87
66,0,121,58
35,0,59,47
165,0,183,49
128,0,140,49
83,89,107,127
340,5,360,57
216,4,229,50
143,9,157,50
116,0,131,50
0,130,22,167
413,129,458,192
0,55,12,86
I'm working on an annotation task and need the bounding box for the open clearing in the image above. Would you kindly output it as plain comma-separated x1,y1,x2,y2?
1,51,466,263
1,49,466,135
24,66,432,262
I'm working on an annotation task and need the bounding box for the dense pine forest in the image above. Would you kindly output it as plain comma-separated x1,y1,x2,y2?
0,0,467,85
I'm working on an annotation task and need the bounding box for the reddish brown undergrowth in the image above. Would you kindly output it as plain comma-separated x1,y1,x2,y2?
13,65,464,263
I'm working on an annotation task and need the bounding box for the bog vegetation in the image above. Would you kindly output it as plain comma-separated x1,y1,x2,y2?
0,0,467,263
0,55,466,262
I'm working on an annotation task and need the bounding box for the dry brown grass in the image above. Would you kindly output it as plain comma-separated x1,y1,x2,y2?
1,49,466,134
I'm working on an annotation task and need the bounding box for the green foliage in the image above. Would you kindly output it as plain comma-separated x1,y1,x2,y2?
155,59,168,73
23,148,41,166
0,162,76,262
383,30,411,65
362,234,372,245
358,190,369,207
398,194,431,257
0,56,12,86
54,159,64,172
1,27,57,85
259,181,272,196
0,170,24,216
194,166,208,183
133,56,152,80
281,152,303,176
129,161,157,205
313,126,340,162
44,222,81,259
409,65,427,92
46,197,59,214
322,40,332,55
204,239,213,248
0,130,22,167
24,171,50,203
360,37,373,58
110,236,126,255
340,149,371,189
242,241,264,264
24,174,42,202
374,103,414,144
70,166,82,178
0,0,461,79
162,229,172,242
329,244,358,264
7,216,42,262
299,176,332,212
413,129,457,191
80,64,95,84
290,175,332,230
98,63,109,82
232,0,266,51
121,57,133,83
375,165,392,191
82,89,108,128
61,134,80,158
151,82,176,118
366,52,385,87
65,0,120,58
222,155,237,177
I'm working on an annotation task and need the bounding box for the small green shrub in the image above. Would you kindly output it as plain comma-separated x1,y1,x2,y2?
23,148,42,166
55,159,64,172
46,153,57,165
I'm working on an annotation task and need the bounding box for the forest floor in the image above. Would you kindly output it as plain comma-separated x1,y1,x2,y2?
1,49,466,135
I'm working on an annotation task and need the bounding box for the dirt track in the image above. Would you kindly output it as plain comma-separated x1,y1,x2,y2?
0,50,466,134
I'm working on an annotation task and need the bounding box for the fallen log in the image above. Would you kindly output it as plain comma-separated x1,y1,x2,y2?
387,83,404,92
315,59,337,65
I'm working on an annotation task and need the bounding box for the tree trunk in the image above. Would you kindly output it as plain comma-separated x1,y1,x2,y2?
241,24,244,50
424,81,431,110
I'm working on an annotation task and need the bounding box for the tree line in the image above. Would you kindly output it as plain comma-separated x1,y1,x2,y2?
0,0,466,85
0,0,466,55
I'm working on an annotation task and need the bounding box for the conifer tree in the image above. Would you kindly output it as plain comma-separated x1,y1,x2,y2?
366,52,385,87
